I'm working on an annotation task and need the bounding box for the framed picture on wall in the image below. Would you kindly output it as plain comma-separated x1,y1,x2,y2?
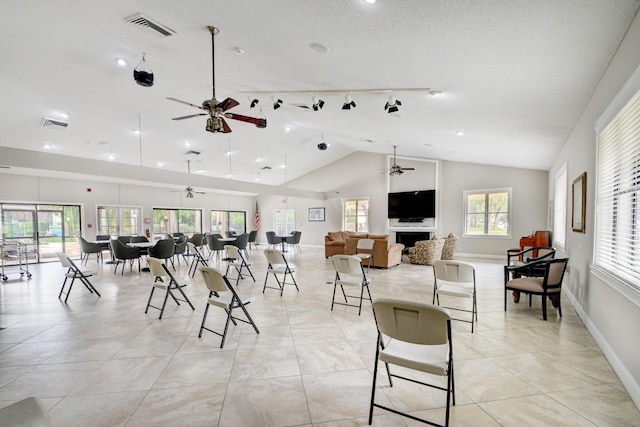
309,207,325,222
572,172,586,233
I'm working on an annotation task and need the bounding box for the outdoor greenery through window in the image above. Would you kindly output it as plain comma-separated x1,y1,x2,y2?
1,203,81,261
97,206,141,236
594,83,640,290
464,189,510,236
273,209,295,235
343,198,369,233
211,210,246,236
153,208,202,235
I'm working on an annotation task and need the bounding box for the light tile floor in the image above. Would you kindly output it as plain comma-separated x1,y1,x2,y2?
0,247,639,426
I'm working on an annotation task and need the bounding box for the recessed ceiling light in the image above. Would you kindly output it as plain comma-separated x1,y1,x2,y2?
456,130,465,136
365,0,376,3
98,141,110,147
157,162,164,167
107,155,115,160
310,43,329,53
116,57,127,67
430,90,443,97
133,130,141,135
233,47,245,55
255,157,263,163
285,126,292,132
184,141,191,147
42,144,52,150
59,112,69,119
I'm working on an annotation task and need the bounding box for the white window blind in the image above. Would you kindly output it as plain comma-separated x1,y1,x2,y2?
553,165,567,248
595,87,640,288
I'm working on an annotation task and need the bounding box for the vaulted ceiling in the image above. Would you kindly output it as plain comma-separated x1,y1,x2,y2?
1,0,639,191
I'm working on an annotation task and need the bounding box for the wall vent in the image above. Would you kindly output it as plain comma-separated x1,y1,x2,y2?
124,13,175,38
41,117,69,129
184,149,202,156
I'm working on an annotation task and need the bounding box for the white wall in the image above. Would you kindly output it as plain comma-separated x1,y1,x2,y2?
548,10,640,407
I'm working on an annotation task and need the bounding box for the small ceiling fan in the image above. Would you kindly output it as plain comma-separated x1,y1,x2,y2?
172,160,206,198
388,145,415,176
167,26,267,134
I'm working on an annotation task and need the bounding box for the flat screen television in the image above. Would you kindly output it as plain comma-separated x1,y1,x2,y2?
388,189,436,221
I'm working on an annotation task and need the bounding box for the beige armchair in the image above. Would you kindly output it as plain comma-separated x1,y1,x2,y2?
408,238,445,265
344,234,404,268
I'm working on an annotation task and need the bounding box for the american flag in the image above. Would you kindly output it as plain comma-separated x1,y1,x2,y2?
254,201,260,231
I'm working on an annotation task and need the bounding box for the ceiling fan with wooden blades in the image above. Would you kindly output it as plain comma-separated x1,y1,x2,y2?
167,26,267,134
388,145,415,176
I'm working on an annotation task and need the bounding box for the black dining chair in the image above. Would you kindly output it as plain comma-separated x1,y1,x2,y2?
232,233,250,259
173,235,188,266
110,239,141,275
148,238,176,268
79,236,103,265
248,230,258,250
206,233,226,263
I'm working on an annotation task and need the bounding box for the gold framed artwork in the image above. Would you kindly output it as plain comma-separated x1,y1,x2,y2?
572,172,586,233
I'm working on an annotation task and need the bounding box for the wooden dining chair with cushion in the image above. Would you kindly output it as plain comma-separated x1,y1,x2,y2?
263,248,299,296
57,252,101,303
504,258,568,320
369,298,454,427
330,254,372,315
433,259,477,332
198,267,260,348
145,257,195,319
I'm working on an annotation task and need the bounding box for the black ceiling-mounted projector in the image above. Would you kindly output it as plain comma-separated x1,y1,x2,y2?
133,70,154,87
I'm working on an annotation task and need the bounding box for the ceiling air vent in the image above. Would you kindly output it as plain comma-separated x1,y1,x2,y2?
40,117,69,130
260,166,272,171
184,149,202,156
124,13,175,38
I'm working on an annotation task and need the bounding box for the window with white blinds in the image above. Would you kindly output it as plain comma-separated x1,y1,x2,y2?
595,87,640,289
553,164,567,249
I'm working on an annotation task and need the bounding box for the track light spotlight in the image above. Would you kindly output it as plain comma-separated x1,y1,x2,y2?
271,96,283,110
384,95,402,113
312,96,324,111
250,98,259,108
342,93,356,110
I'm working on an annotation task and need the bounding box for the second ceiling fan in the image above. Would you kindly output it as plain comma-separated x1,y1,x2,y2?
167,26,267,134
388,145,415,176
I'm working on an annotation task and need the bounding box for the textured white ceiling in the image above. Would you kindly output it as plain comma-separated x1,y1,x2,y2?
0,0,638,190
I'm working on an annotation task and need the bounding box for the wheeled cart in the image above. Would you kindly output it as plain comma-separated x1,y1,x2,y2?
1,241,36,281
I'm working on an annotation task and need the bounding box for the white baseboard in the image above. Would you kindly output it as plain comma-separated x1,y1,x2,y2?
455,252,504,260
564,287,640,409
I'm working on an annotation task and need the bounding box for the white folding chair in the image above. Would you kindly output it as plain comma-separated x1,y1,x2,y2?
330,254,372,315
433,259,478,332
369,298,454,427
224,244,255,286
56,252,101,303
355,238,375,270
145,257,195,319
263,248,299,296
198,267,260,348
187,241,209,277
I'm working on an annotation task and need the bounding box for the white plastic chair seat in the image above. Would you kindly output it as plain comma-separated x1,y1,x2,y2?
336,275,371,288
64,268,95,279
208,294,255,309
380,340,450,376
435,281,474,298
268,264,294,274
